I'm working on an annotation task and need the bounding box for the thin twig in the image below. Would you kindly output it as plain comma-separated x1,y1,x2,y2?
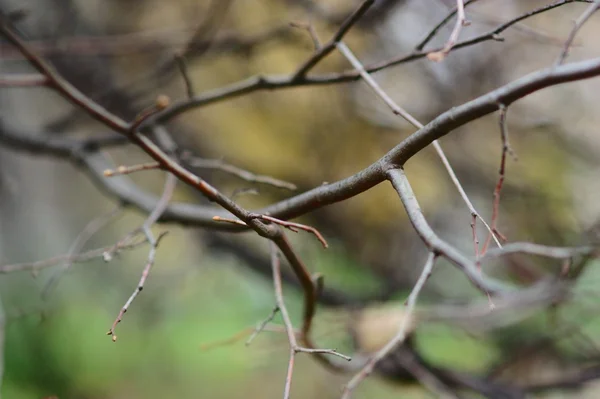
0,73,47,87
246,306,280,346
107,174,176,341
289,21,322,50
129,95,170,133
336,41,501,248
556,0,600,65
184,156,297,190
293,0,375,78
415,0,480,51
481,105,513,255
104,162,162,177
42,205,123,297
341,252,437,399
250,214,328,249
175,54,196,99
427,0,471,62
0,233,149,274
269,243,350,399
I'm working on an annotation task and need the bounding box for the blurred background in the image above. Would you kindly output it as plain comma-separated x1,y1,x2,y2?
2,0,600,398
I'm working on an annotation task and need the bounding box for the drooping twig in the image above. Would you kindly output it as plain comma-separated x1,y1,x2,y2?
107,173,176,341
556,0,600,65
336,40,501,248
481,105,514,255
341,252,437,399
427,0,471,62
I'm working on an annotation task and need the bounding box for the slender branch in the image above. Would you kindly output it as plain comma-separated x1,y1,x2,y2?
0,232,150,274
0,73,47,87
150,0,588,126
427,0,470,62
245,306,280,346
415,0,480,51
184,156,297,190
341,253,437,399
386,168,513,295
336,41,500,248
481,105,513,255
107,174,176,341
175,54,196,99
104,162,161,177
556,0,600,65
483,242,597,259
292,0,375,79
41,205,123,296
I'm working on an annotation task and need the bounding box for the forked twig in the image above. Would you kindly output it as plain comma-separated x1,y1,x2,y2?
270,243,349,399
427,0,471,62
107,174,176,341
336,41,501,250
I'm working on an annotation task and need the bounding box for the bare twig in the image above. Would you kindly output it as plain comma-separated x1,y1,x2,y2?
481,105,513,255
427,0,471,62
175,54,196,99
336,41,501,248
184,156,297,190
556,0,600,65
250,214,328,249
289,21,322,50
387,168,512,294
42,205,123,297
293,0,375,78
341,252,437,399
107,174,176,341
246,306,280,346
415,0,480,51
269,243,350,399
0,73,47,87
103,162,161,177
0,232,149,274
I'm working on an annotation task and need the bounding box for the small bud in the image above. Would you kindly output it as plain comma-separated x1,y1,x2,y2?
112,335,117,342
155,95,170,110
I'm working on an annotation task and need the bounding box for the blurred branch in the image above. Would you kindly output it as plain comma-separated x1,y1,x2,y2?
556,0,600,65
342,253,441,399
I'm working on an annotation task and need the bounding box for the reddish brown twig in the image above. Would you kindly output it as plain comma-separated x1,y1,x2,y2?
481,105,514,255
250,214,328,249
129,95,170,133
289,21,322,50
